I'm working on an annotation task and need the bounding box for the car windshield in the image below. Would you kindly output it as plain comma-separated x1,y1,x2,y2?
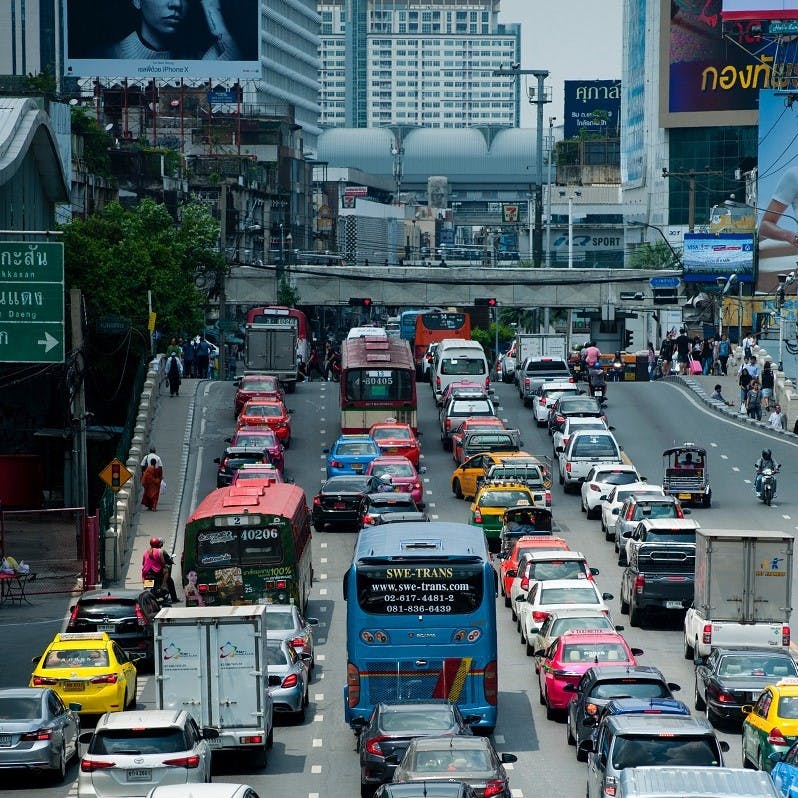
371,499,417,513
337,442,378,456
636,503,677,520
479,490,532,508
450,400,493,416
526,361,568,373
371,463,415,478
246,405,281,417
562,643,628,663
234,433,278,447
89,727,187,755
529,561,586,581
718,656,797,678
44,648,109,668
441,358,485,376
590,680,671,699
612,735,720,768
539,587,599,605
647,530,696,543
226,455,265,469
381,708,456,732
550,617,613,636
779,697,798,718
570,436,618,458
411,748,491,772
372,428,412,441
235,469,278,481
242,378,278,391
560,399,600,413
77,599,137,619
596,471,637,486
265,612,296,631
324,478,370,492
0,697,42,720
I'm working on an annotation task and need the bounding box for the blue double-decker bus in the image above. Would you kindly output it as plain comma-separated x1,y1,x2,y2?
343,522,498,733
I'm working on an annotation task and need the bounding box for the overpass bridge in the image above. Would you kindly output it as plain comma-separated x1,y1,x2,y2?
224,263,681,313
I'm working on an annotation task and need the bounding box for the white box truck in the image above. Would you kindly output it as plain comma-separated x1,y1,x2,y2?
503,333,568,382
154,605,275,766
684,529,794,659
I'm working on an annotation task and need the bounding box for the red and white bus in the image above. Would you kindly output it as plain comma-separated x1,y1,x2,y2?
413,311,471,375
339,336,417,433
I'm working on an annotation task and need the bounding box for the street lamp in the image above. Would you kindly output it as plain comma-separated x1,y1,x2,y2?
559,190,582,268
545,116,556,268
777,271,797,371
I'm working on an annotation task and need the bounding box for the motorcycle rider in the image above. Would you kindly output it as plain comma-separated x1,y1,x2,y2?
141,537,179,603
376,473,395,492
588,364,607,400
755,448,781,498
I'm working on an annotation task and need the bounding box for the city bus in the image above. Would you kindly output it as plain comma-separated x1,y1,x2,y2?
343,522,498,733
413,311,471,376
181,482,313,611
339,335,417,432
246,306,312,365
399,309,428,342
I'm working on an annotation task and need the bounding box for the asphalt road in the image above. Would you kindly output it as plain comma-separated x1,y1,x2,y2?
2,373,798,797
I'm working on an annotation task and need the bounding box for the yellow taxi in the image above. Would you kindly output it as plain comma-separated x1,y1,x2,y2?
452,451,538,501
742,678,798,772
469,481,536,550
29,632,138,715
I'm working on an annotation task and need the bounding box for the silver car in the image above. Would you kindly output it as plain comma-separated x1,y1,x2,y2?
264,605,318,669
266,637,310,722
0,687,80,782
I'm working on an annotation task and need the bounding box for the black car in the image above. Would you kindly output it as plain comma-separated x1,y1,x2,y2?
547,395,606,436
565,665,681,761
376,782,477,798
362,493,421,526
66,588,161,668
312,475,380,532
695,647,798,726
354,700,476,797
214,446,273,488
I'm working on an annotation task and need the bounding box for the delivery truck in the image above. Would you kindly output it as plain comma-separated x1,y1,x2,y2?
244,320,299,391
504,333,568,383
154,605,275,766
683,529,794,658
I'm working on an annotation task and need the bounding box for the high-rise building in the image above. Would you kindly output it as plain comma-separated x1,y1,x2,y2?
0,0,63,84
319,0,520,128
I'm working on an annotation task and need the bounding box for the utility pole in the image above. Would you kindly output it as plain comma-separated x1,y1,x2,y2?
662,168,722,233
219,183,228,379
493,66,550,267
69,288,88,512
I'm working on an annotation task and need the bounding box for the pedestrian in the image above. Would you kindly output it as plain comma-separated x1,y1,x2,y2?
746,379,762,421
701,337,714,375
166,352,182,397
195,335,211,379
761,360,775,411
743,332,756,359
711,384,734,406
738,363,752,408
647,342,656,381
769,403,788,430
746,356,760,380
140,446,163,474
305,347,324,381
165,337,181,357
717,333,730,375
659,336,674,377
674,328,690,375
141,457,163,511
182,337,196,378
323,342,336,381
141,537,179,604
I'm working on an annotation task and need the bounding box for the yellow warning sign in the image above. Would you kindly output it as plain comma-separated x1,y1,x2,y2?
99,458,133,493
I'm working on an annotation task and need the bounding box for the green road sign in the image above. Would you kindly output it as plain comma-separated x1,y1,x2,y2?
0,242,64,363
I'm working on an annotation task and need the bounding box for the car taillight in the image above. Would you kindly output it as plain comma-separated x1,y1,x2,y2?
532,611,549,623
413,482,421,491
784,626,791,646
545,490,551,506
363,515,375,525
473,509,482,523
484,660,498,705
135,605,147,627
290,636,305,649
347,662,361,708
565,463,572,473
524,378,530,389
625,505,634,521
520,576,529,590
604,775,618,797
330,460,344,469
485,376,490,390
220,457,230,469
90,674,119,684
436,376,441,389
539,397,547,405
21,728,53,741
32,676,57,686
313,496,321,507
445,419,451,431
769,728,789,746
81,759,116,772
702,624,712,645
484,780,504,798
585,703,598,715
589,484,602,492
364,735,387,756
281,673,299,689
676,506,684,518
67,604,80,629
634,575,645,595
562,436,569,447
568,377,574,383
163,755,200,768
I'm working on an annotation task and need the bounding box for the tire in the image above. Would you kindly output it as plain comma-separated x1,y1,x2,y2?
313,521,325,533
50,743,66,784
684,636,695,660
511,604,518,622
604,525,614,543
694,681,706,711
283,437,291,450
126,676,137,709
580,499,586,514
620,593,629,614
576,742,588,763
252,745,268,769
285,381,296,394
525,638,535,657
504,595,511,608
453,479,463,499
558,471,564,486
629,598,641,628
545,696,556,721
538,681,546,706
586,504,599,520
617,551,626,566
267,726,274,749
703,491,712,508
567,720,576,746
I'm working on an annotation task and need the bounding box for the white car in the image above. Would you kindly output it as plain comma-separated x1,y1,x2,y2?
501,347,516,382
552,417,609,465
531,382,582,426
517,578,614,654
147,786,261,798
509,550,598,615
599,482,663,540
558,430,626,493
580,464,643,519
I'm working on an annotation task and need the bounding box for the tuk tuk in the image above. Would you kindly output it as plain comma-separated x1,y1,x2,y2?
498,507,554,557
662,443,711,507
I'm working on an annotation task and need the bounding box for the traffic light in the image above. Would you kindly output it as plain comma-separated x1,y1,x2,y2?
348,297,372,307
624,330,634,349
474,298,497,307
111,462,121,489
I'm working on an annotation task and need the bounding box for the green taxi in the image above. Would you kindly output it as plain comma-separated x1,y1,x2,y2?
469,482,536,551
742,678,798,772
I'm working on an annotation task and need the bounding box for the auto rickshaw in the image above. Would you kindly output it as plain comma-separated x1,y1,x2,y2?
498,507,554,557
662,443,711,507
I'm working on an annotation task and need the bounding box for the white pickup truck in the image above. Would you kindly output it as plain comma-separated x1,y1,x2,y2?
684,529,794,659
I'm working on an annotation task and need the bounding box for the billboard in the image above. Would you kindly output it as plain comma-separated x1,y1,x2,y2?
563,80,621,140
64,0,261,80
622,0,646,185
682,233,755,282
722,1,798,19
660,0,776,127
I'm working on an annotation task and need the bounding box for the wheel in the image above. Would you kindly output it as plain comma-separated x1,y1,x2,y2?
283,437,291,449
620,593,629,614
567,719,576,746
617,551,626,566
586,504,599,520
285,381,296,394
515,615,520,630
576,742,588,763
50,743,66,784
453,479,463,499
504,595,511,608
126,676,137,709
765,490,772,507
629,598,641,627
525,638,535,657
538,680,546,706
580,499,586,514
313,522,324,533
558,471,564,486
252,745,267,768
684,636,695,660
703,490,712,508
511,604,518,622
694,681,706,711
604,525,614,543
267,726,274,749
545,695,556,721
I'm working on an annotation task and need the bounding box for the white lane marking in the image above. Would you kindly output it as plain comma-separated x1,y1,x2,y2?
320,606,328,612
320,418,326,422
314,714,323,722
432,514,439,519
420,453,426,459
744,479,752,484
720,454,728,460
320,467,326,472
320,430,326,435
504,763,515,770
311,765,322,774
319,672,325,679
784,515,792,520
732,466,740,472
317,654,326,662
320,542,328,548
321,557,328,564
310,793,320,798
424,478,431,483
313,739,323,747
320,574,327,580
315,693,324,701
428,503,436,508
319,588,328,596
710,442,718,447
494,734,505,744
511,790,524,798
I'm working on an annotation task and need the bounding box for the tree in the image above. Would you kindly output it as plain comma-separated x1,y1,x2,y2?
62,199,227,341
628,241,681,270
70,108,113,178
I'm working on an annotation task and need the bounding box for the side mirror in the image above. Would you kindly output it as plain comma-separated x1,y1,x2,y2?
385,754,401,766
268,675,282,687
631,648,644,656
31,655,42,664
506,568,517,578
770,751,785,764
668,682,681,692
614,625,625,631
590,568,600,575
351,717,368,731
68,702,82,712
233,377,242,387
555,446,564,453
562,683,577,693
288,408,294,414
300,652,312,662
694,656,706,667
202,727,220,739
740,704,753,715
224,437,232,443
608,425,616,431
213,457,220,464
720,741,730,753
519,440,524,447
416,431,423,437
622,530,632,538
582,716,598,727
463,714,481,726
601,593,614,600
579,739,595,754
306,617,319,626
599,495,607,501
533,650,545,658
611,508,620,515
500,753,517,764
78,731,94,746
323,448,330,454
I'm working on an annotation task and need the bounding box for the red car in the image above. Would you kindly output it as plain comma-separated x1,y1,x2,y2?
232,464,284,485
451,416,506,464
237,400,292,446
537,629,642,718
368,422,422,468
234,374,285,417
366,456,425,506
228,427,285,473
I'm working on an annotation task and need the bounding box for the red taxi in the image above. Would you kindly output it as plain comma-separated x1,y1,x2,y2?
366,456,424,506
369,421,421,468
234,374,285,417
536,629,642,718
237,399,292,446
452,416,506,464
228,427,284,473
499,534,569,605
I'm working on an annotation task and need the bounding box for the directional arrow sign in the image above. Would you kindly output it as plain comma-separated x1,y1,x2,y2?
0,242,64,364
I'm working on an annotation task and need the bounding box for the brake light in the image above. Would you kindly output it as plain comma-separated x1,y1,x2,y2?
347,662,361,708
532,611,549,623
313,496,321,507
675,505,684,519
604,775,618,797
562,436,569,447
545,490,551,506
281,673,299,689
702,624,712,645
330,460,344,469
769,728,789,746
220,457,230,469
32,676,57,686
364,735,387,756
784,626,791,646
625,505,635,521
520,575,529,591
81,759,116,772
484,660,498,705
568,377,574,383
135,605,147,627
484,780,505,798
290,637,305,649
445,419,451,431
485,376,490,390
589,484,602,493
716,690,735,703
524,378,530,389
67,604,80,628
89,674,119,684
21,728,53,741
473,509,483,524
436,376,441,389
539,397,547,405
163,755,200,768
634,575,645,595
585,703,598,715
363,515,375,525
565,463,572,473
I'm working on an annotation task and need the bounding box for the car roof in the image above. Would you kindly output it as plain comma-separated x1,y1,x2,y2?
79,589,144,601
605,698,690,715
335,435,376,443
636,518,701,530
542,382,579,391
264,604,295,614
520,550,586,562
377,700,456,712
371,456,415,465
592,465,638,476
604,714,713,733
366,493,417,504
609,482,656,494
559,629,626,642
95,709,186,730
0,687,49,699
712,647,795,657
544,608,612,621
49,632,111,648
146,785,255,798
584,665,666,682
629,494,678,504
537,579,599,590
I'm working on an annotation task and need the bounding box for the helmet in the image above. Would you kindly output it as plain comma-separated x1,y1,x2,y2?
379,474,393,485
762,449,772,460
149,537,163,548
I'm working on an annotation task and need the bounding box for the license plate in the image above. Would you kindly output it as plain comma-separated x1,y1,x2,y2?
63,681,85,691
665,600,684,609
352,464,363,472
126,768,152,782
385,447,398,453
0,734,11,747
206,737,223,747
678,493,691,499
97,624,115,632
334,501,346,509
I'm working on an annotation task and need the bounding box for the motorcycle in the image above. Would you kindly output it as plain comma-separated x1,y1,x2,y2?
758,466,780,506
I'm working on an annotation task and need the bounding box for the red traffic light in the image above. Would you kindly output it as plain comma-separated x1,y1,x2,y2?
348,298,373,307
474,297,497,307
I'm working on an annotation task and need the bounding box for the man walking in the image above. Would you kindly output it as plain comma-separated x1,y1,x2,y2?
182,337,196,378
674,328,690,375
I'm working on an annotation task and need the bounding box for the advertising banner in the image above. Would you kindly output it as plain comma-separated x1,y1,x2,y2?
722,0,798,19
64,0,261,80
563,80,621,140
682,233,755,282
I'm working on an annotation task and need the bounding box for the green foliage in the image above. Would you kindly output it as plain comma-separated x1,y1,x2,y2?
471,322,516,354
628,241,681,270
25,68,57,96
278,277,301,307
62,199,226,341
71,107,113,177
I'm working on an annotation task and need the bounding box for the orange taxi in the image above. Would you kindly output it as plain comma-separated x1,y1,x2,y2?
237,399,292,446
369,421,421,468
